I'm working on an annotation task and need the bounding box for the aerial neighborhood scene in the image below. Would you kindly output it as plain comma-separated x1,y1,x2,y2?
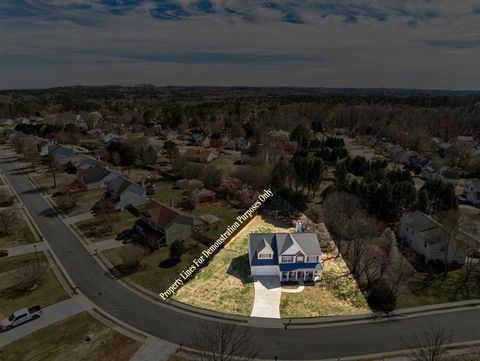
0,1,479,361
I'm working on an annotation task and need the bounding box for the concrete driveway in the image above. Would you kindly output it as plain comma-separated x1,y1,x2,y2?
250,276,281,319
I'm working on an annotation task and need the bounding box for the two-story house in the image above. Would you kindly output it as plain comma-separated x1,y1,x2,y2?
248,232,322,282
106,177,147,210
135,200,197,248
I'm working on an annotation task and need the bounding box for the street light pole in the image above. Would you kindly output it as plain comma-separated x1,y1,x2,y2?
33,244,39,265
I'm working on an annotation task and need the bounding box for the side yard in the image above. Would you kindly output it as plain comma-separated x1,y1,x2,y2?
0,312,141,361
76,210,137,242
102,238,207,293
0,253,69,316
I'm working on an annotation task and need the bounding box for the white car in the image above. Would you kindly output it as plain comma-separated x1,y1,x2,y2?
0,306,42,331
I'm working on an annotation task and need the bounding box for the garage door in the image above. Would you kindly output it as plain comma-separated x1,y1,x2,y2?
251,266,278,276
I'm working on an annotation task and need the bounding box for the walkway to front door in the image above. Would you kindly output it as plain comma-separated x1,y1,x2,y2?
250,276,281,319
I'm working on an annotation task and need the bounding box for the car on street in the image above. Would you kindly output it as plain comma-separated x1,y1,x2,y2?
0,249,8,257
0,306,42,331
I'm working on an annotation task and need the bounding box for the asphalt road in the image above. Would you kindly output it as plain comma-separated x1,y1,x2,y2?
1,153,479,360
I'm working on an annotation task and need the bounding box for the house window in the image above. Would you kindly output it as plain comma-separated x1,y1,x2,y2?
281,256,294,263
307,256,318,263
258,253,272,259
296,255,304,263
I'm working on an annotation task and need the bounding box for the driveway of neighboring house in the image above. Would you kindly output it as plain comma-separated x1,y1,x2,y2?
250,276,281,319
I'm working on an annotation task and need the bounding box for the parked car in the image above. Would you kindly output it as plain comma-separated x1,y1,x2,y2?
457,196,469,205
0,306,42,331
116,229,134,241
0,250,8,257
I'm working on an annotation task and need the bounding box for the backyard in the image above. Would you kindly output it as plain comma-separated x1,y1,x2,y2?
0,312,141,361
0,253,69,315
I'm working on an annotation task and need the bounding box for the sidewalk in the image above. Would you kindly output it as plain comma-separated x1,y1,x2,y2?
130,336,178,361
3,242,48,257
0,297,87,348
64,212,94,225
87,238,124,253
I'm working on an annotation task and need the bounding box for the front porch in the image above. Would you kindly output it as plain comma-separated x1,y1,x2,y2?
280,269,316,283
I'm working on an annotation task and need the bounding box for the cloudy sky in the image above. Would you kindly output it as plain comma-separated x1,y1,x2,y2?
1,0,479,90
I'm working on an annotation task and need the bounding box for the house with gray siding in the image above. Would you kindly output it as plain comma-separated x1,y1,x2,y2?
78,166,120,190
106,177,147,210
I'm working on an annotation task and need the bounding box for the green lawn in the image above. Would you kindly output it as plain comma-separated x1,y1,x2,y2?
189,202,240,240
76,210,137,241
174,234,254,315
150,180,185,204
0,208,37,247
0,253,69,315
396,268,480,309
0,312,141,361
103,239,207,293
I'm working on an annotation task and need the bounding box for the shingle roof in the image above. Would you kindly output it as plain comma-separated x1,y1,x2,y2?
249,232,321,266
79,166,112,184
143,199,185,229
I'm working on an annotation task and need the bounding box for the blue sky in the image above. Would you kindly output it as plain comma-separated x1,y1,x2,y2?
0,0,479,89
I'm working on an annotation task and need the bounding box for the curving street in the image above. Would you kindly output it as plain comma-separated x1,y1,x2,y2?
1,152,479,360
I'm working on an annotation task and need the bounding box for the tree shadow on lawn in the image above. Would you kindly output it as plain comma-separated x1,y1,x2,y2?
227,254,253,284
158,258,181,268
108,264,141,279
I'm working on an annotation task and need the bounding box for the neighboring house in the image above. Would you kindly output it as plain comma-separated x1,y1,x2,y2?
102,132,121,144
420,160,441,180
399,211,469,265
248,231,322,282
49,144,76,165
78,166,120,190
183,149,217,163
135,200,197,247
432,166,460,181
37,139,54,156
224,137,250,152
464,179,480,206
106,176,147,210
190,133,210,147
74,155,101,171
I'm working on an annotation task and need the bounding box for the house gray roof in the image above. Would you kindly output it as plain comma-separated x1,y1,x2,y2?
467,179,480,191
79,166,113,184
402,211,443,244
249,232,321,266
108,177,144,196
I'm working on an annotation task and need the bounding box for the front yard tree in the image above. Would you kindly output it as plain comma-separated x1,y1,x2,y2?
0,209,17,236
119,244,147,271
169,240,185,260
15,263,45,291
188,322,260,361
404,325,452,361
366,280,397,313
164,140,179,164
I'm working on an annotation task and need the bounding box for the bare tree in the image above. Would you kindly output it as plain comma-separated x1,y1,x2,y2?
0,209,17,235
15,263,46,291
25,147,41,172
188,322,260,361
404,325,452,361
119,244,147,270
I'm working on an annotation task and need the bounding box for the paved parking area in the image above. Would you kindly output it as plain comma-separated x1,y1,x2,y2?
250,276,281,319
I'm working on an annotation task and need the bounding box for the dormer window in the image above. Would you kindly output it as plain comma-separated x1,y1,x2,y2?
281,256,294,263
258,253,272,259
296,255,304,263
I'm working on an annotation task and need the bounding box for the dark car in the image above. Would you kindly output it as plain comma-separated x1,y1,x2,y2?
0,250,8,257
116,229,134,241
